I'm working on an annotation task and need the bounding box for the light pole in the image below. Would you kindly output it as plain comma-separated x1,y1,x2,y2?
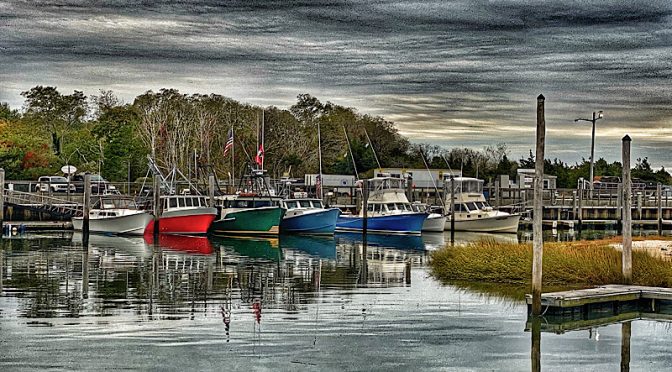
574,111,604,191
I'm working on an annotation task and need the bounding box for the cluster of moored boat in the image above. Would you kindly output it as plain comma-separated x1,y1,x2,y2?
72,175,520,237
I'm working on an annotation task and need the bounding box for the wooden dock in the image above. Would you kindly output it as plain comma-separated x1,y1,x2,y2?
2,221,73,231
525,284,672,321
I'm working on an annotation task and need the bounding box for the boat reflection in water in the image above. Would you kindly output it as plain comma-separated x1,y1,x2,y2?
335,232,425,251
210,235,282,262
450,231,519,245
143,234,214,255
279,234,337,259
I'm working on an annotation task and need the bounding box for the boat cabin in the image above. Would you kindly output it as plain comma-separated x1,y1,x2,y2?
449,200,492,213
443,177,484,195
161,195,210,211
366,202,413,215
281,199,325,210
89,196,143,218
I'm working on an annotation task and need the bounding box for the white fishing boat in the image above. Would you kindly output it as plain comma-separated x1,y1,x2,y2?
444,177,520,233
410,202,447,232
72,196,153,235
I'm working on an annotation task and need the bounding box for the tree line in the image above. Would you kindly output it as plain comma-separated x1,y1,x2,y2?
0,86,669,188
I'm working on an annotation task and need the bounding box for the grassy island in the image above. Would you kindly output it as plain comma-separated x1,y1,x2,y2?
430,238,672,299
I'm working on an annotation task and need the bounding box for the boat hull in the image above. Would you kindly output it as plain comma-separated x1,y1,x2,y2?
336,213,427,235
145,207,217,235
210,207,284,236
422,214,447,232
280,208,341,234
72,212,153,235
445,213,521,233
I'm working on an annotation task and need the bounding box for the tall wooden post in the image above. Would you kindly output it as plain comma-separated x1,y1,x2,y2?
0,169,5,232
362,179,368,238
450,176,456,245
658,183,663,235
622,135,632,283
532,94,546,316
208,175,216,208
83,173,91,243
153,177,161,238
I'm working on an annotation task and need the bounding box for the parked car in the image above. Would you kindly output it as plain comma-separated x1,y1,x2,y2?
72,174,117,194
34,176,76,193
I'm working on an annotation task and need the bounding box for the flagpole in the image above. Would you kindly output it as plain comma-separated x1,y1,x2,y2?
261,108,265,170
256,111,259,170
317,120,324,200
231,125,235,191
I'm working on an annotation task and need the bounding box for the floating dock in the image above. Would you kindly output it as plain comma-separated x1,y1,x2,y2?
525,285,672,324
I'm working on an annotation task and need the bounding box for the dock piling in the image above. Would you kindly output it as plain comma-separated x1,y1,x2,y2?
622,135,632,284
657,183,663,235
82,173,91,243
153,176,161,238
0,168,4,233
362,179,368,238
208,175,216,208
532,94,546,316
450,175,455,245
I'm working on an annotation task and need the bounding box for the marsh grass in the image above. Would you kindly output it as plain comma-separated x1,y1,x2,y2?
430,237,672,292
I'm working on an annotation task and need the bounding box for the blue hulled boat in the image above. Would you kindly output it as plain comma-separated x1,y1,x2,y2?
336,177,428,235
280,198,341,234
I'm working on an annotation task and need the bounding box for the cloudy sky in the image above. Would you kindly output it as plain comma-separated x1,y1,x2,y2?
1,0,671,167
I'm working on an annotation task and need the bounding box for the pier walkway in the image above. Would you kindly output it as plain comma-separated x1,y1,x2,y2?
2,189,83,218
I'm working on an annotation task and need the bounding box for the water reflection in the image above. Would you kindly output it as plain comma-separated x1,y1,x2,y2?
0,232,431,321
3,231,672,370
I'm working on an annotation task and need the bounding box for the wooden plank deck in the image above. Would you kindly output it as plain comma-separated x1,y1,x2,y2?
525,284,672,311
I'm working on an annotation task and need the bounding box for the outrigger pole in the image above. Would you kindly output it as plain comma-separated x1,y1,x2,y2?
363,128,382,170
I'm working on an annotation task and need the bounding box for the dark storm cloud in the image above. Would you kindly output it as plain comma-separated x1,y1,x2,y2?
1,0,671,165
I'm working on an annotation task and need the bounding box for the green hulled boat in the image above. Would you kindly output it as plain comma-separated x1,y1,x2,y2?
209,196,285,236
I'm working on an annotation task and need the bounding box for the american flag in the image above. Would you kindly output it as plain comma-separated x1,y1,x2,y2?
315,174,322,197
223,128,234,156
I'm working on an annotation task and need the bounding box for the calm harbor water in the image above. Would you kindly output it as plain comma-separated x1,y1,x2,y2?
1,230,672,371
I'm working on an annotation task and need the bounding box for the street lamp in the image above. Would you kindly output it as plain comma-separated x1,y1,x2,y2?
574,111,604,191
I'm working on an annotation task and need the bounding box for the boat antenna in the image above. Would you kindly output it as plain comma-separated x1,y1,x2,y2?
441,153,457,176
363,127,382,169
342,124,359,179
420,149,444,206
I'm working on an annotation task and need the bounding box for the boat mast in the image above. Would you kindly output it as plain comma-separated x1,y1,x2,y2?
363,128,382,170
420,149,443,206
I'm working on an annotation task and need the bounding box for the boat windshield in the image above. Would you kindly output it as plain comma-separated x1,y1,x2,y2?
460,180,483,193
465,202,478,211
98,198,137,209
299,200,312,208
285,201,299,209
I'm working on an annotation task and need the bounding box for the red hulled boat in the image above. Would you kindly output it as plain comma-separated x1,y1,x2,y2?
144,195,217,235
